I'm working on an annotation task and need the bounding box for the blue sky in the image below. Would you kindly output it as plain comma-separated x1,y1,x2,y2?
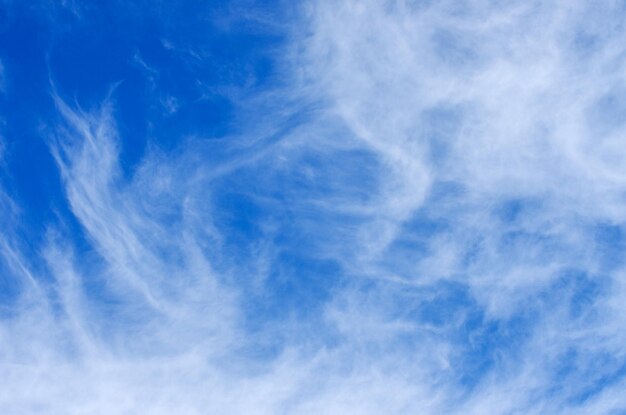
2,0,626,413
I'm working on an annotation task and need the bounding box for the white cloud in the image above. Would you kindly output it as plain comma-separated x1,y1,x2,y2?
2,1,626,413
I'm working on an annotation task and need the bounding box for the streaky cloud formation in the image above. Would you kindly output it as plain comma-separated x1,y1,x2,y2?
2,0,626,413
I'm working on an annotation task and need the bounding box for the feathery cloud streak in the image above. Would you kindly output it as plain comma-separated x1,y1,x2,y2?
2,0,626,413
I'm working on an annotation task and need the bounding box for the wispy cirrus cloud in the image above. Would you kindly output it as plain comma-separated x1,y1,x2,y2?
295,1,626,412
2,0,626,414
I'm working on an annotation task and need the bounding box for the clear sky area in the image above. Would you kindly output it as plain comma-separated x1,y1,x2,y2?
2,1,626,413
